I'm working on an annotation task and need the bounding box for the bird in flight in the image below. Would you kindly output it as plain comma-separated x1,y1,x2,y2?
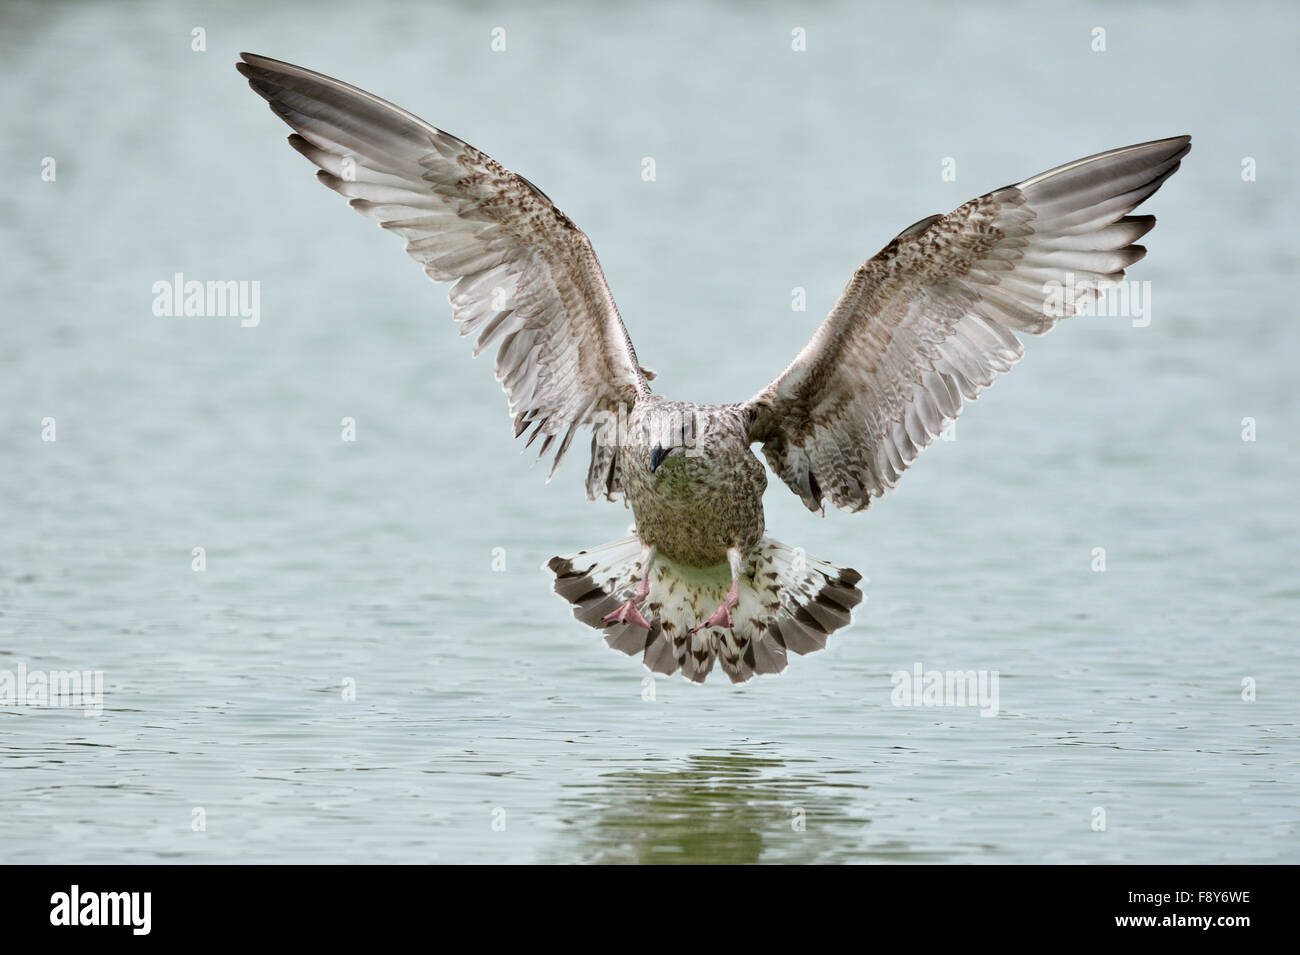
237,53,1189,684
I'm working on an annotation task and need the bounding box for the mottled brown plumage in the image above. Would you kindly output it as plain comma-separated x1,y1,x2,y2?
619,400,765,568
239,53,1188,682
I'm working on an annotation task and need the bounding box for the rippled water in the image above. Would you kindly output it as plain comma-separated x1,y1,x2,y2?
2,0,1297,863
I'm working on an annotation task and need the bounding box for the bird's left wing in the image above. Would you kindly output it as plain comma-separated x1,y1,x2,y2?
744,136,1190,512
237,53,652,497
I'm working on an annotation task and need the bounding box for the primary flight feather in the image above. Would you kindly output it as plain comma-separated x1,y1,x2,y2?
238,53,1189,683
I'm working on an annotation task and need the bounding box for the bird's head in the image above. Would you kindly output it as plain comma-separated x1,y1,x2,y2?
645,405,702,473
649,442,675,472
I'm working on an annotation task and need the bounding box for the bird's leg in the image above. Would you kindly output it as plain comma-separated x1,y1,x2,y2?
693,548,744,632
602,545,656,630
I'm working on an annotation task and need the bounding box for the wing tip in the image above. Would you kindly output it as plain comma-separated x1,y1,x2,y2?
1017,134,1193,192
237,52,289,71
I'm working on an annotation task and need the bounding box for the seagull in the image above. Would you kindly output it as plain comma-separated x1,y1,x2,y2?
237,53,1189,684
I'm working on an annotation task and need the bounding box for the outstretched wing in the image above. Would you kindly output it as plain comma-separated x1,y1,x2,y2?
237,53,651,497
745,136,1190,512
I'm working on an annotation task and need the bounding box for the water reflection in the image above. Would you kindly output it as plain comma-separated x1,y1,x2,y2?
555,752,869,864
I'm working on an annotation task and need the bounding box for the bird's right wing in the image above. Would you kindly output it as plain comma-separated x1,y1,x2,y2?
745,136,1190,512
237,53,652,499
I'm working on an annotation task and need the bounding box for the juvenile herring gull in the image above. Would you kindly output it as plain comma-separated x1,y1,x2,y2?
237,53,1190,683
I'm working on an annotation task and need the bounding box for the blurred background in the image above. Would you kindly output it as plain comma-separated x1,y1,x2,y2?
1,0,1296,862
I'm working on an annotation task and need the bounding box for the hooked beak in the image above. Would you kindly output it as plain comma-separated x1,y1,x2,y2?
650,444,670,472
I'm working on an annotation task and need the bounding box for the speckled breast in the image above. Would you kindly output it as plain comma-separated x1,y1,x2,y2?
622,410,768,568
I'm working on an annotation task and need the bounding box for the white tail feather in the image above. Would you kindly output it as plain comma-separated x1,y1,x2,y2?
547,535,864,683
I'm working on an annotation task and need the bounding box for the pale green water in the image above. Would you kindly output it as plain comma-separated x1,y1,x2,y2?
1,0,1297,863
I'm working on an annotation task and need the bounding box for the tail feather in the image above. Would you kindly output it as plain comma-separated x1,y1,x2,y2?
546,535,864,684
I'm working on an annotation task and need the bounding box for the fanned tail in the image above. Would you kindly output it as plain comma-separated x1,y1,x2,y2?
546,535,864,684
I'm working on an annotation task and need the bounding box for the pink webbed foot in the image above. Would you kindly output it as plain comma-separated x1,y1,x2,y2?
603,598,652,630
693,550,745,634
692,603,734,632
692,580,740,633
603,555,655,630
